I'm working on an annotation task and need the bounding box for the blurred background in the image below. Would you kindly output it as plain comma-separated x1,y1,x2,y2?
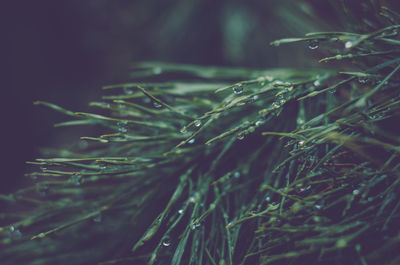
5,0,346,193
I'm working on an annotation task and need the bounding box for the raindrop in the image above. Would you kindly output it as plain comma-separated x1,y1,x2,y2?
70,174,83,186
8,226,22,240
142,97,151,104
117,121,128,134
97,162,108,172
255,120,263,126
194,120,202,127
40,166,48,171
153,101,163,109
93,212,102,223
307,39,319,50
272,41,280,47
236,132,245,140
162,235,171,247
313,80,321,87
297,118,305,125
153,67,163,75
352,189,360,195
265,196,271,202
180,126,188,133
248,126,255,133
189,193,200,203
37,184,49,197
123,87,134,95
232,84,243,94
358,76,368,84
178,208,185,215
313,216,321,222
272,102,280,109
78,140,89,150
345,41,353,49
188,138,196,144
233,171,241,179
118,103,126,110
190,222,201,230
272,80,291,87
314,204,322,210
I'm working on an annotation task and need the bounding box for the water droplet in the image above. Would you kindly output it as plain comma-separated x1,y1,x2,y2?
178,208,184,215
248,126,255,133
153,67,163,75
313,80,321,87
298,140,305,146
78,140,89,150
190,222,201,230
97,162,108,172
153,101,163,109
8,226,22,240
142,97,151,104
314,204,322,210
70,173,83,186
358,76,368,84
189,193,200,203
352,189,360,195
117,121,128,134
180,126,188,133
307,39,319,50
93,212,102,223
297,118,305,125
237,132,245,140
313,216,321,222
123,87,133,95
162,235,171,247
336,238,347,248
232,84,243,94
40,166,48,171
345,41,353,49
255,120,263,126
194,120,202,127
188,138,196,144
233,171,241,179
265,196,271,202
37,184,49,197
272,102,280,109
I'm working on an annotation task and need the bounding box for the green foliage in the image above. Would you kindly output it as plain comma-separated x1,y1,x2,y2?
2,1,400,265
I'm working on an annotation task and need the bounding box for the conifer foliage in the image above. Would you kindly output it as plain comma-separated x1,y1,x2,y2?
1,1,400,264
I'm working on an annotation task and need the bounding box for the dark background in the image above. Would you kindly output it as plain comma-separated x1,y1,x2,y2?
4,0,339,193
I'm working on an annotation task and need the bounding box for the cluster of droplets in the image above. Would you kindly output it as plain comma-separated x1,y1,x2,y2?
190,222,202,231
367,107,391,120
117,121,129,134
